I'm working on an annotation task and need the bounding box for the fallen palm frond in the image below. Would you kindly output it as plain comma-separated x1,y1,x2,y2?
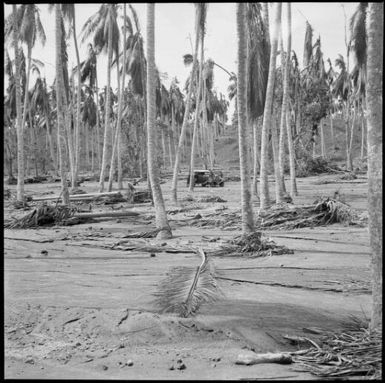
4,204,77,229
123,228,162,238
255,197,363,230
191,210,241,230
208,232,293,258
153,248,222,317
167,204,202,215
291,323,382,379
198,195,227,203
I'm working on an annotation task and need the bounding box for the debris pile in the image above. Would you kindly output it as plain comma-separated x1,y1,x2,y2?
209,232,293,258
293,326,382,379
256,197,363,230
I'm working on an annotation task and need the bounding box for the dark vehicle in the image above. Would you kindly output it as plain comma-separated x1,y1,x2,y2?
186,169,225,187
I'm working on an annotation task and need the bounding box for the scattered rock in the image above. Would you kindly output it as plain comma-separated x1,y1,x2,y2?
177,363,186,370
41,250,48,256
169,365,175,370
150,253,156,257
126,359,134,366
25,357,34,364
116,219,122,223
193,213,202,219
102,365,108,370
25,255,32,259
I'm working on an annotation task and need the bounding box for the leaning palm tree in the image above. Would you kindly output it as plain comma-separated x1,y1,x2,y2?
81,4,120,192
146,3,172,239
237,3,255,233
171,3,202,204
259,3,281,210
55,4,70,205
366,2,382,332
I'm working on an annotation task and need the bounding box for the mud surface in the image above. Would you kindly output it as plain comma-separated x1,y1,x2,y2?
4,174,371,379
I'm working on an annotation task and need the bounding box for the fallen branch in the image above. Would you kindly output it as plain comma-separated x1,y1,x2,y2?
236,351,292,366
32,191,123,202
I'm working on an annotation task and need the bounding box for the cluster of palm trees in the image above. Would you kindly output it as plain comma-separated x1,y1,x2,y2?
3,3,382,329
4,4,229,201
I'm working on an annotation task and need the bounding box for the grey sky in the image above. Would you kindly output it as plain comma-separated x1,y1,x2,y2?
4,3,358,117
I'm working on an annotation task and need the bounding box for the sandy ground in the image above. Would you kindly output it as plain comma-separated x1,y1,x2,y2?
4,173,371,379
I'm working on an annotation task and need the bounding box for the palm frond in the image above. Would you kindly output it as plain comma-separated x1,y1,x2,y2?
153,248,221,317
129,4,141,33
349,2,368,69
303,21,313,68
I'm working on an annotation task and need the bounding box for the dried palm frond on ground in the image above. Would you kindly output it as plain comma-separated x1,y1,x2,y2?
198,195,227,203
208,232,293,258
255,197,363,230
153,248,221,317
123,228,162,238
167,204,202,215
4,204,77,229
291,322,382,379
191,210,241,230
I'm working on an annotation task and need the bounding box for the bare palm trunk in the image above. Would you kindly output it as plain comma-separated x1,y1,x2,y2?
271,114,281,203
13,5,24,201
260,3,281,210
99,13,113,192
55,5,69,205
107,52,123,191
366,2,383,331
330,112,335,144
171,39,199,202
286,109,297,196
237,3,254,233
252,118,261,197
360,110,366,159
73,12,81,187
146,3,171,239
320,119,326,157
348,103,357,169
95,83,101,171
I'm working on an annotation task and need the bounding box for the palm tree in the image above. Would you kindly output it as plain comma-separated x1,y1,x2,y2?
5,5,47,152
81,4,120,192
11,5,24,201
171,3,202,204
259,3,281,210
189,4,207,192
108,4,129,191
246,3,270,199
146,3,172,239
366,2,383,331
55,4,70,205
237,3,255,233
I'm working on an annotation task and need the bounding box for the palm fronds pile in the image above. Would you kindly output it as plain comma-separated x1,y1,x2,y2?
153,248,221,317
191,210,241,230
209,232,293,258
292,326,382,379
255,197,362,230
4,204,77,229
198,195,227,203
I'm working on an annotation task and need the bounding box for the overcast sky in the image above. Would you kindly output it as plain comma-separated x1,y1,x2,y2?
4,2,358,116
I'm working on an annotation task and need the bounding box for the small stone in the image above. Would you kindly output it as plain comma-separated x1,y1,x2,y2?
102,365,108,370
177,358,183,363
161,242,167,246
177,363,186,370
150,253,156,257
280,264,284,267
41,250,48,256
126,360,134,366
25,357,34,364
26,255,32,259
212,363,216,368
169,365,175,370
116,219,122,223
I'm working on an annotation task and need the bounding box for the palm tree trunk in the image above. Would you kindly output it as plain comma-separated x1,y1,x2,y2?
21,45,32,147
360,109,366,159
62,91,76,188
260,3,281,210
320,119,326,157
99,9,113,192
95,84,101,171
55,4,69,205
13,5,24,201
73,10,81,187
348,102,357,168
330,111,335,144
286,108,297,196
146,3,171,239
171,13,201,202
366,2,383,331
252,118,260,197
271,114,281,203
237,3,254,233
28,109,39,177
107,50,123,192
